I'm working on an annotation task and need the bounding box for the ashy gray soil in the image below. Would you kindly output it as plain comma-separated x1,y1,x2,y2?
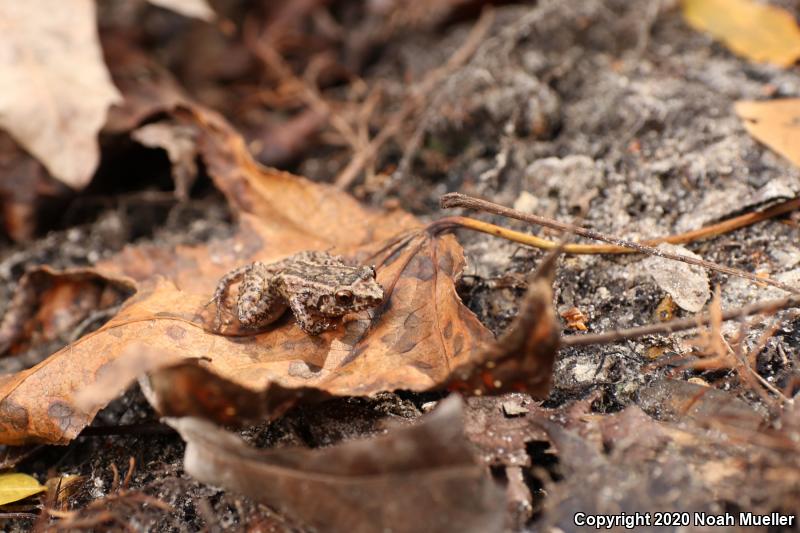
1,0,799,531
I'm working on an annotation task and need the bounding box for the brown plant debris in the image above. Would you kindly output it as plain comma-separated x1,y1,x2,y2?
169,395,505,533
0,107,560,445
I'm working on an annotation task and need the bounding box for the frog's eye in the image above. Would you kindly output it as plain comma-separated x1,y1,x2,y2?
335,290,354,304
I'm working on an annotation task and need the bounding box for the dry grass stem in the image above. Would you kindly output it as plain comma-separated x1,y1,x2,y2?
440,192,800,295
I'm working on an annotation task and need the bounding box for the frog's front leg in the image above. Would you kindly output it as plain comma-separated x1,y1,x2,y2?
209,264,252,327
288,295,335,335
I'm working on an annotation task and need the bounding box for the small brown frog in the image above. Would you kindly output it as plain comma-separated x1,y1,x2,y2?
210,251,384,335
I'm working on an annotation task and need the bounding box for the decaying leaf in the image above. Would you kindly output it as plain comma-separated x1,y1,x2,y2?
0,472,45,506
735,99,800,168
535,405,734,530
447,251,561,397
146,0,215,21
642,243,709,313
638,378,767,431
0,107,560,444
532,383,800,527
682,0,800,67
464,395,548,468
0,267,135,357
169,396,505,533
0,0,121,188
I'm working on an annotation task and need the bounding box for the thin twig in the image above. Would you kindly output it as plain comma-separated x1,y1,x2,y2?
440,192,800,295
430,194,800,252
561,295,800,347
334,8,495,189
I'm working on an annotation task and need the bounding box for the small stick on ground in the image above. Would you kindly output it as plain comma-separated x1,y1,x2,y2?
440,192,800,295
560,295,800,347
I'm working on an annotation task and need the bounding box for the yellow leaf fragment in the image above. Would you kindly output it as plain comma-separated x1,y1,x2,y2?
0,472,45,506
735,99,800,167
682,0,800,67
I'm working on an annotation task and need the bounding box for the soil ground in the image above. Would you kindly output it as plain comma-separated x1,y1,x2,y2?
1,0,799,531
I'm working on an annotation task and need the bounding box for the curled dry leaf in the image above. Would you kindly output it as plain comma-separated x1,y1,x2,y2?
682,0,800,67
169,395,506,533
0,0,121,188
132,121,199,199
0,106,560,444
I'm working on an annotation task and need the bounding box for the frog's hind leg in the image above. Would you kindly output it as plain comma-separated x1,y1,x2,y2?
237,266,287,329
208,264,252,328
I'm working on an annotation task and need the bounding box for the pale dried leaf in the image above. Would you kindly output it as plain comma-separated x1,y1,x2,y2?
133,121,198,199
147,0,215,21
642,244,709,312
682,0,800,67
735,99,800,168
0,0,121,188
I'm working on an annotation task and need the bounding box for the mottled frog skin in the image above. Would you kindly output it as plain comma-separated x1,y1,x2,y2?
211,251,384,335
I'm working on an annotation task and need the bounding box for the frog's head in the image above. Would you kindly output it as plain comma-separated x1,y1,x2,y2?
314,265,384,317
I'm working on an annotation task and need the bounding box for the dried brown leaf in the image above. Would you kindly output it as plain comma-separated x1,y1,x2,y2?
0,0,121,188
169,395,506,533
464,395,548,468
0,107,559,444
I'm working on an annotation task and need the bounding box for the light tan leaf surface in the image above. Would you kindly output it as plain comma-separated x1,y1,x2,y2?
0,0,121,188
0,472,45,506
169,396,505,533
147,0,215,21
682,0,800,67
735,99,800,167
0,108,560,445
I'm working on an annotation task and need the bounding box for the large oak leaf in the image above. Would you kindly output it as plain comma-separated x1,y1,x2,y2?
0,108,556,445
